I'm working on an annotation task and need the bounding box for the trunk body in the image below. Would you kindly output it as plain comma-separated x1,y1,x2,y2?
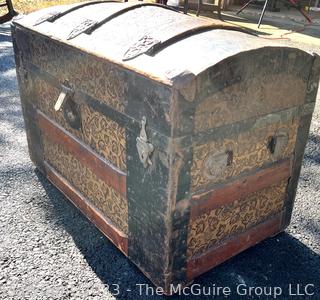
12,2,320,294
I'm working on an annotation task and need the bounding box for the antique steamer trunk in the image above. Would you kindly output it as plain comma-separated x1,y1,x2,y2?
12,1,320,293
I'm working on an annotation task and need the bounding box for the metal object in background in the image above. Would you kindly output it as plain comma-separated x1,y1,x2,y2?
182,0,222,18
0,0,17,23
236,0,312,27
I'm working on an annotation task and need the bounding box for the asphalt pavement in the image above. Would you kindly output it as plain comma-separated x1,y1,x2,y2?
0,21,319,300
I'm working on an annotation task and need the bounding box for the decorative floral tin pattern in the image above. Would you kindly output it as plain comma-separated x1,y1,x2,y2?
42,135,128,233
28,33,126,113
190,120,298,191
187,179,287,258
81,105,126,172
35,77,127,172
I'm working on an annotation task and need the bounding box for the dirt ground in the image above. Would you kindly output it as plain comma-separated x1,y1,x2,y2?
0,0,83,14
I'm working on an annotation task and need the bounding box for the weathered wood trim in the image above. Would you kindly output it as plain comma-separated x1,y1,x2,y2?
38,111,127,196
282,54,320,230
171,200,191,286
44,162,128,255
178,104,312,148
166,89,195,287
12,30,45,173
187,212,282,280
305,54,320,103
126,126,171,290
282,116,313,229
190,159,291,220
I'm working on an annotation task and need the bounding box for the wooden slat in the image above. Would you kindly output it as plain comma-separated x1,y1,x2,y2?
190,160,291,220
45,162,128,255
38,111,127,196
187,212,282,280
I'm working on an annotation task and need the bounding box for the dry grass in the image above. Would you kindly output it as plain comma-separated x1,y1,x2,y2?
0,0,156,16
1,0,86,15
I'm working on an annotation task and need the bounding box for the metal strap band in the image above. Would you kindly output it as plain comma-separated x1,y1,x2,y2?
83,3,178,35
67,1,139,40
34,0,118,26
123,23,249,61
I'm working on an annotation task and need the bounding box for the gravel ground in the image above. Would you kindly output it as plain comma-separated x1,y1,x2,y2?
0,21,319,300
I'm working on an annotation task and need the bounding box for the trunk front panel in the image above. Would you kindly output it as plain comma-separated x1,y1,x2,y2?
42,131,128,233
34,76,127,172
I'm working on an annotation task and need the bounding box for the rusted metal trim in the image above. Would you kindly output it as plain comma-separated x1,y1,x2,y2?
190,159,291,220
187,212,282,280
44,161,128,255
38,111,127,196
34,0,118,26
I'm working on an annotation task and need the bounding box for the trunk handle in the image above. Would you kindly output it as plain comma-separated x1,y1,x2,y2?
54,85,81,130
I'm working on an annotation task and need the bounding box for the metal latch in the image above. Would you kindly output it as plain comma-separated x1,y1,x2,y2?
54,84,74,112
136,116,154,168
268,128,289,159
54,84,81,130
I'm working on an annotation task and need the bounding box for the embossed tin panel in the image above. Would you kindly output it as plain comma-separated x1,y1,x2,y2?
194,73,307,132
34,77,126,172
28,35,126,113
187,179,287,258
190,119,299,191
42,135,128,233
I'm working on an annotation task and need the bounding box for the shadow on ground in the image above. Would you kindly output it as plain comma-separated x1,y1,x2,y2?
37,170,320,299
0,24,12,42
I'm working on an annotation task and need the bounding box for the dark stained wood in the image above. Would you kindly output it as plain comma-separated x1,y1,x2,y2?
38,111,127,196
282,115,313,230
282,56,320,230
126,127,172,291
190,160,291,220
45,162,128,255
187,212,282,280
11,40,45,173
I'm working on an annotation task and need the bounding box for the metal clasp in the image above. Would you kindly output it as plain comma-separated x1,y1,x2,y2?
136,116,154,168
268,128,289,159
54,84,73,112
54,84,81,130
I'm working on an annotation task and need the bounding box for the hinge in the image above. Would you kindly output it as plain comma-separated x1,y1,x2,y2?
136,116,154,168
